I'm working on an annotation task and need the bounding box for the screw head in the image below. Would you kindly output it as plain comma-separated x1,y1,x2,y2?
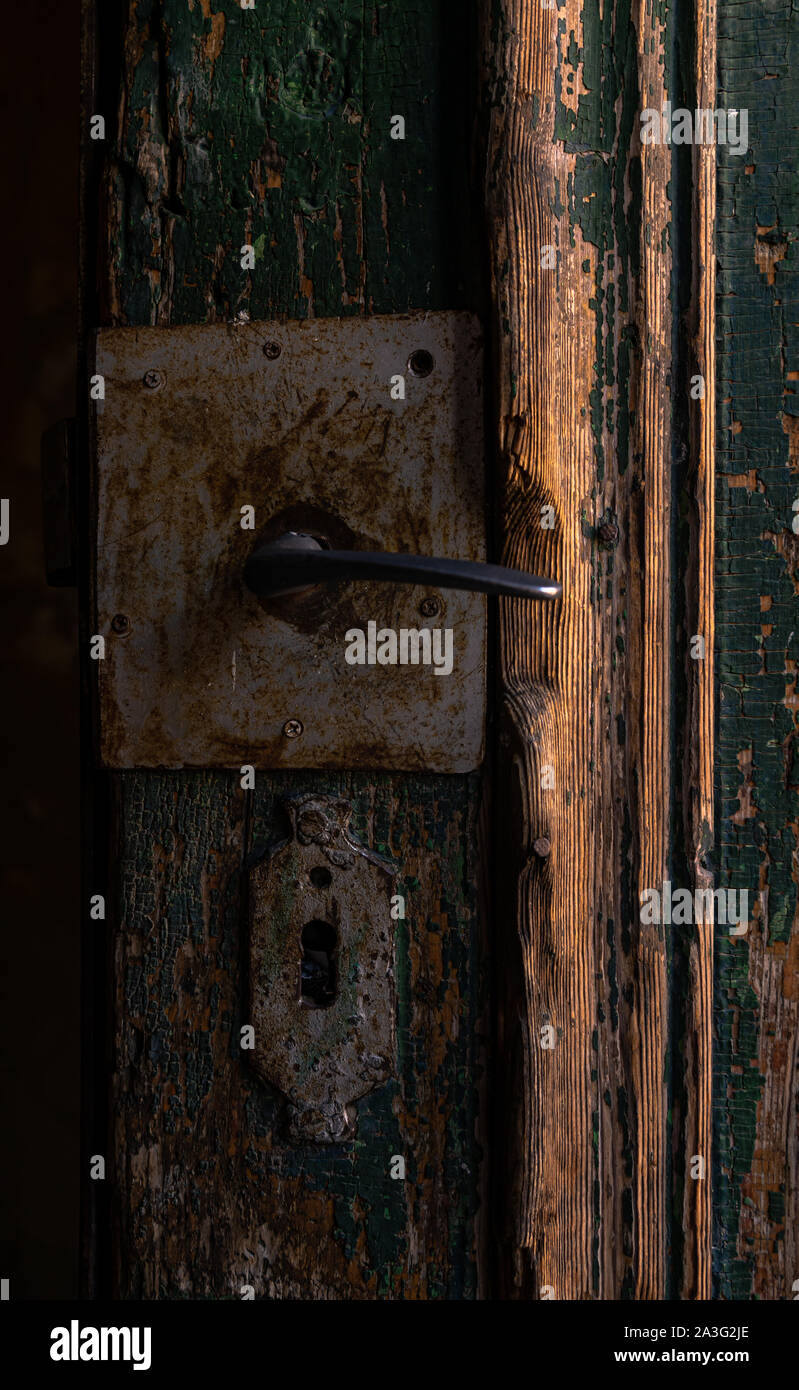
419,595,441,618
142,369,165,390
533,836,552,859
282,718,304,739
111,613,130,635
262,341,282,360
597,521,619,545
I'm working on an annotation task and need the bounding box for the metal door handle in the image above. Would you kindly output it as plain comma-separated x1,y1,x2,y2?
245,531,561,601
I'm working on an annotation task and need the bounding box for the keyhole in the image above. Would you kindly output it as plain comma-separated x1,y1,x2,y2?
300,920,337,1008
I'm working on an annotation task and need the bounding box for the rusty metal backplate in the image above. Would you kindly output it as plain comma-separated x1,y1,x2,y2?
94,311,485,771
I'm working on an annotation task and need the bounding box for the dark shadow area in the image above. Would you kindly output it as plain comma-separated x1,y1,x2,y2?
0,0,81,1298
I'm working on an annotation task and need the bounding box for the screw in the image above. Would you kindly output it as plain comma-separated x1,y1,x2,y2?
111,613,130,635
597,521,619,545
283,718,304,739
419,595,441,618
142,369,165,390
262,341,282,360
533,836,551,859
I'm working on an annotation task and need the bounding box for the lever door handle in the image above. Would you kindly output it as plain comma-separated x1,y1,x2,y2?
245,532,562,602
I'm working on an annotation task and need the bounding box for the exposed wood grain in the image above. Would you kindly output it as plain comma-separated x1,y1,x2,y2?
91,0,486,1298
483,0,672,1297
714,0,799,1300
680,0,717,1303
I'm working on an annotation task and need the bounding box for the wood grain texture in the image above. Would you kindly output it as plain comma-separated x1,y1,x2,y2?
714,0,799,1300
91,0,487,1298
483,0,673,1298
111,772,483,1296
84,0,795,1302
680,0,716,1303
99,0,478,326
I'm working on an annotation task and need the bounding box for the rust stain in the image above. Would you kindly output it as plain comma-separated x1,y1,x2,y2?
248,794,396,1143
94,313,486,772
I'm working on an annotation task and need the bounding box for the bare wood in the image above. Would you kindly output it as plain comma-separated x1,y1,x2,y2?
484,0,672,1297
681,0,717,1302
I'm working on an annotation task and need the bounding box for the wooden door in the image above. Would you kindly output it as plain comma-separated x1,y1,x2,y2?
83,0,487,1301
79,0,798,1301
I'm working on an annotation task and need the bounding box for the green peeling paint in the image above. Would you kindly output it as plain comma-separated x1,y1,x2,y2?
109,0,484,1298
713,0,799,1299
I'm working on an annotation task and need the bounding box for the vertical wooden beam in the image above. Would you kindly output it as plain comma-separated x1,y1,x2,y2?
484,0,673,1297
632,0,673,1300
715,0,799,1301
682,0,716,1303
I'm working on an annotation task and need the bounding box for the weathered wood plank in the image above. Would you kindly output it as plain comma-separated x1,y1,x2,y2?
111,771,483,1296
679,0,716,1303
92,0,486,1297
102,0,478,326
483,0,673,1297
714,0,799,1301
